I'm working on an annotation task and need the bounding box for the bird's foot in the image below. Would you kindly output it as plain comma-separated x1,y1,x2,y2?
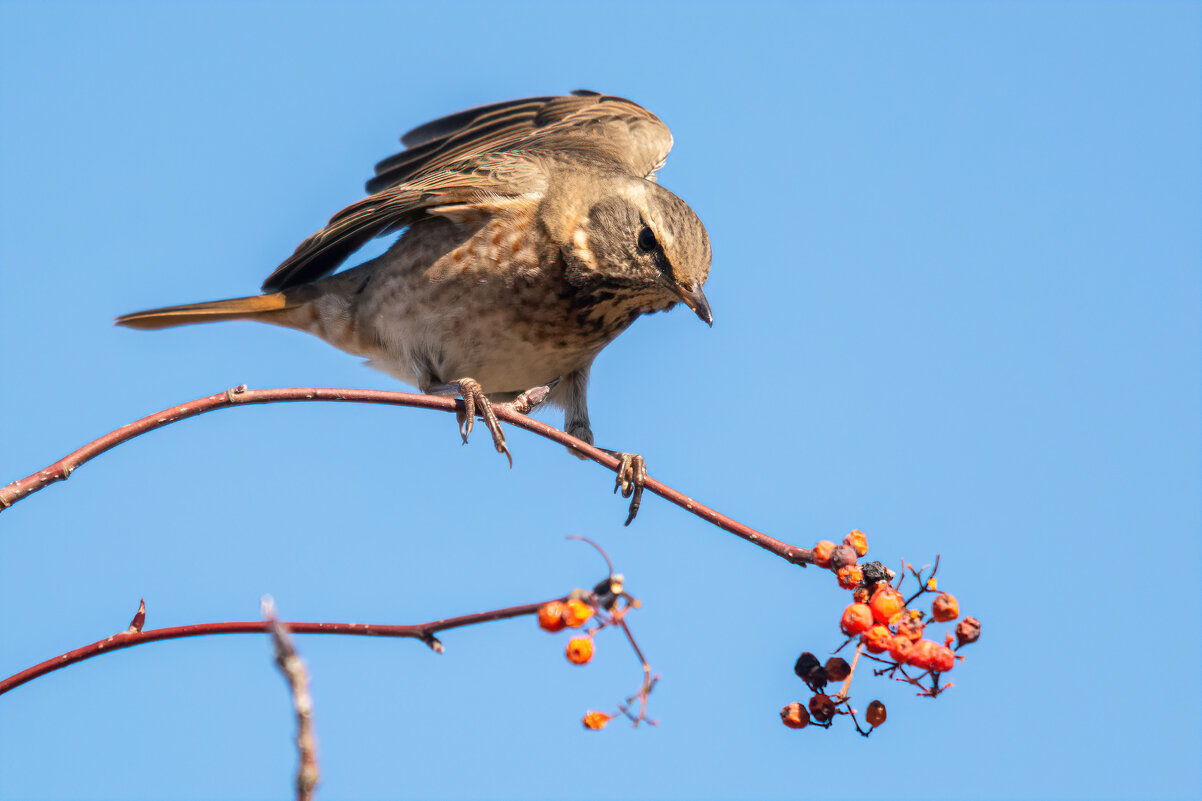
432,378,511,468
600,449,647,526
503,383,555,416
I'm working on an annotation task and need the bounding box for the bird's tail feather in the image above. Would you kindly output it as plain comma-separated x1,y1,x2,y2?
114,292,298,331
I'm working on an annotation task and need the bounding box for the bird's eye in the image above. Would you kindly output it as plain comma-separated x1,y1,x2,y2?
637,226,658,252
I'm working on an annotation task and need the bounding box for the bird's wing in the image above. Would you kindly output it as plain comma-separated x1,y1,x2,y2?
367,90,674,193
263,91,672,291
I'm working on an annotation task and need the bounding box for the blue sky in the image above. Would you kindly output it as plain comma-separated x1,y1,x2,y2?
1,2,1199,799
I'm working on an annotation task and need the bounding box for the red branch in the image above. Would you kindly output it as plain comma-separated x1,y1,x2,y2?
0,599,554,697
0,385,812,566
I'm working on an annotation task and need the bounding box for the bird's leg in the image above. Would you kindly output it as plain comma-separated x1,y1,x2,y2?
555,365,646,525
426,377,512,468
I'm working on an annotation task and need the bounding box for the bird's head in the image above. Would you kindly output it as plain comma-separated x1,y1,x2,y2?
558,176,713,326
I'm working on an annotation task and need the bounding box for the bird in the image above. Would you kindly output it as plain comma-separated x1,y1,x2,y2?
115,90,713,523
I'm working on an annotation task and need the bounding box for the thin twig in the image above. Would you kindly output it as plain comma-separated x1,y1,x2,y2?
0,597,559,697
0,385,812,566
264,598,319,801
834,643,863,702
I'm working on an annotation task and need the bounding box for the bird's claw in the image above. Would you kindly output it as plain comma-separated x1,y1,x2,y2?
613,452,647,526
452,378,511,468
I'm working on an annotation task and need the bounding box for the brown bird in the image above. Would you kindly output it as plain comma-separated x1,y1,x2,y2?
116,90,713,523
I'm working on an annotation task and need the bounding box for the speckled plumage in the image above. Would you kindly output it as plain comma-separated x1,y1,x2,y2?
117,91,713,450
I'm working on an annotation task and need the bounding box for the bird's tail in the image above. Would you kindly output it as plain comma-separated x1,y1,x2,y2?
114,292,300,331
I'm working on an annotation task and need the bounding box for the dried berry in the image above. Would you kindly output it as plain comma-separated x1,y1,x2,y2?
931,593,959,622
793,652,828,691
840,603,874,636
808,693,836,724
562,599,594,628
824,656,851,682
843,529,869,557
869,585,905,626
859,560,891,591
836,565,863,590
956,616,981,647
861,624,893,654
581,711,611,730
566,636,594,665
852,587,870,603
811,540,836,568
865,700,887,727
537,602,567,632
828,544,858,571
780,702,810,729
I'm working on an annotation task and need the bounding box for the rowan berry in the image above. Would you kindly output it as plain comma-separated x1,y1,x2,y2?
931,644,956,673
861,624,893,654
812,540,836,568
537,602,567,632
931,593,959,622
566,636,594,665
581,711,611,730
956,616,981,647
852,587,870,603
562,599,594,628
843,529,869,557
808,693,836,724
865,700,887,728
840,603,874,636
869,585,905,626
896,613,924,642
887,634,915,662
794,652,828,691
829,544,858,571
907,639,940,671
836,565,863,590
824,656,851,682
780,702,810,729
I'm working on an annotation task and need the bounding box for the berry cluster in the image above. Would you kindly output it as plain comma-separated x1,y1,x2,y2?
535,568,657,730
782,530,982,736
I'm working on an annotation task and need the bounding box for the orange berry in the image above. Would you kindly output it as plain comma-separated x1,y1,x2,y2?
840,603,874,636
907,639,940,671
836,565,863,590
581,711,611,730
843,529,869,557
931,644,956,673
865,700,887,727
896,614,925,642
811,540,836,568
566,636,594,665
852,587,870,603
562,599,594,628
931,593,959,622
861,624,892,654
537,602,567,632
887,634,915,662
780,702,810,729
869,585,905,626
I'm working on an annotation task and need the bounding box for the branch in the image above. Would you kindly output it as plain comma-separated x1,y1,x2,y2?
0,385,812,566
263,598,319,801
0,598,556,697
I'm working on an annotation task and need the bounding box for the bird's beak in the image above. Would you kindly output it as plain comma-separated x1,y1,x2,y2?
672,280,713,327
